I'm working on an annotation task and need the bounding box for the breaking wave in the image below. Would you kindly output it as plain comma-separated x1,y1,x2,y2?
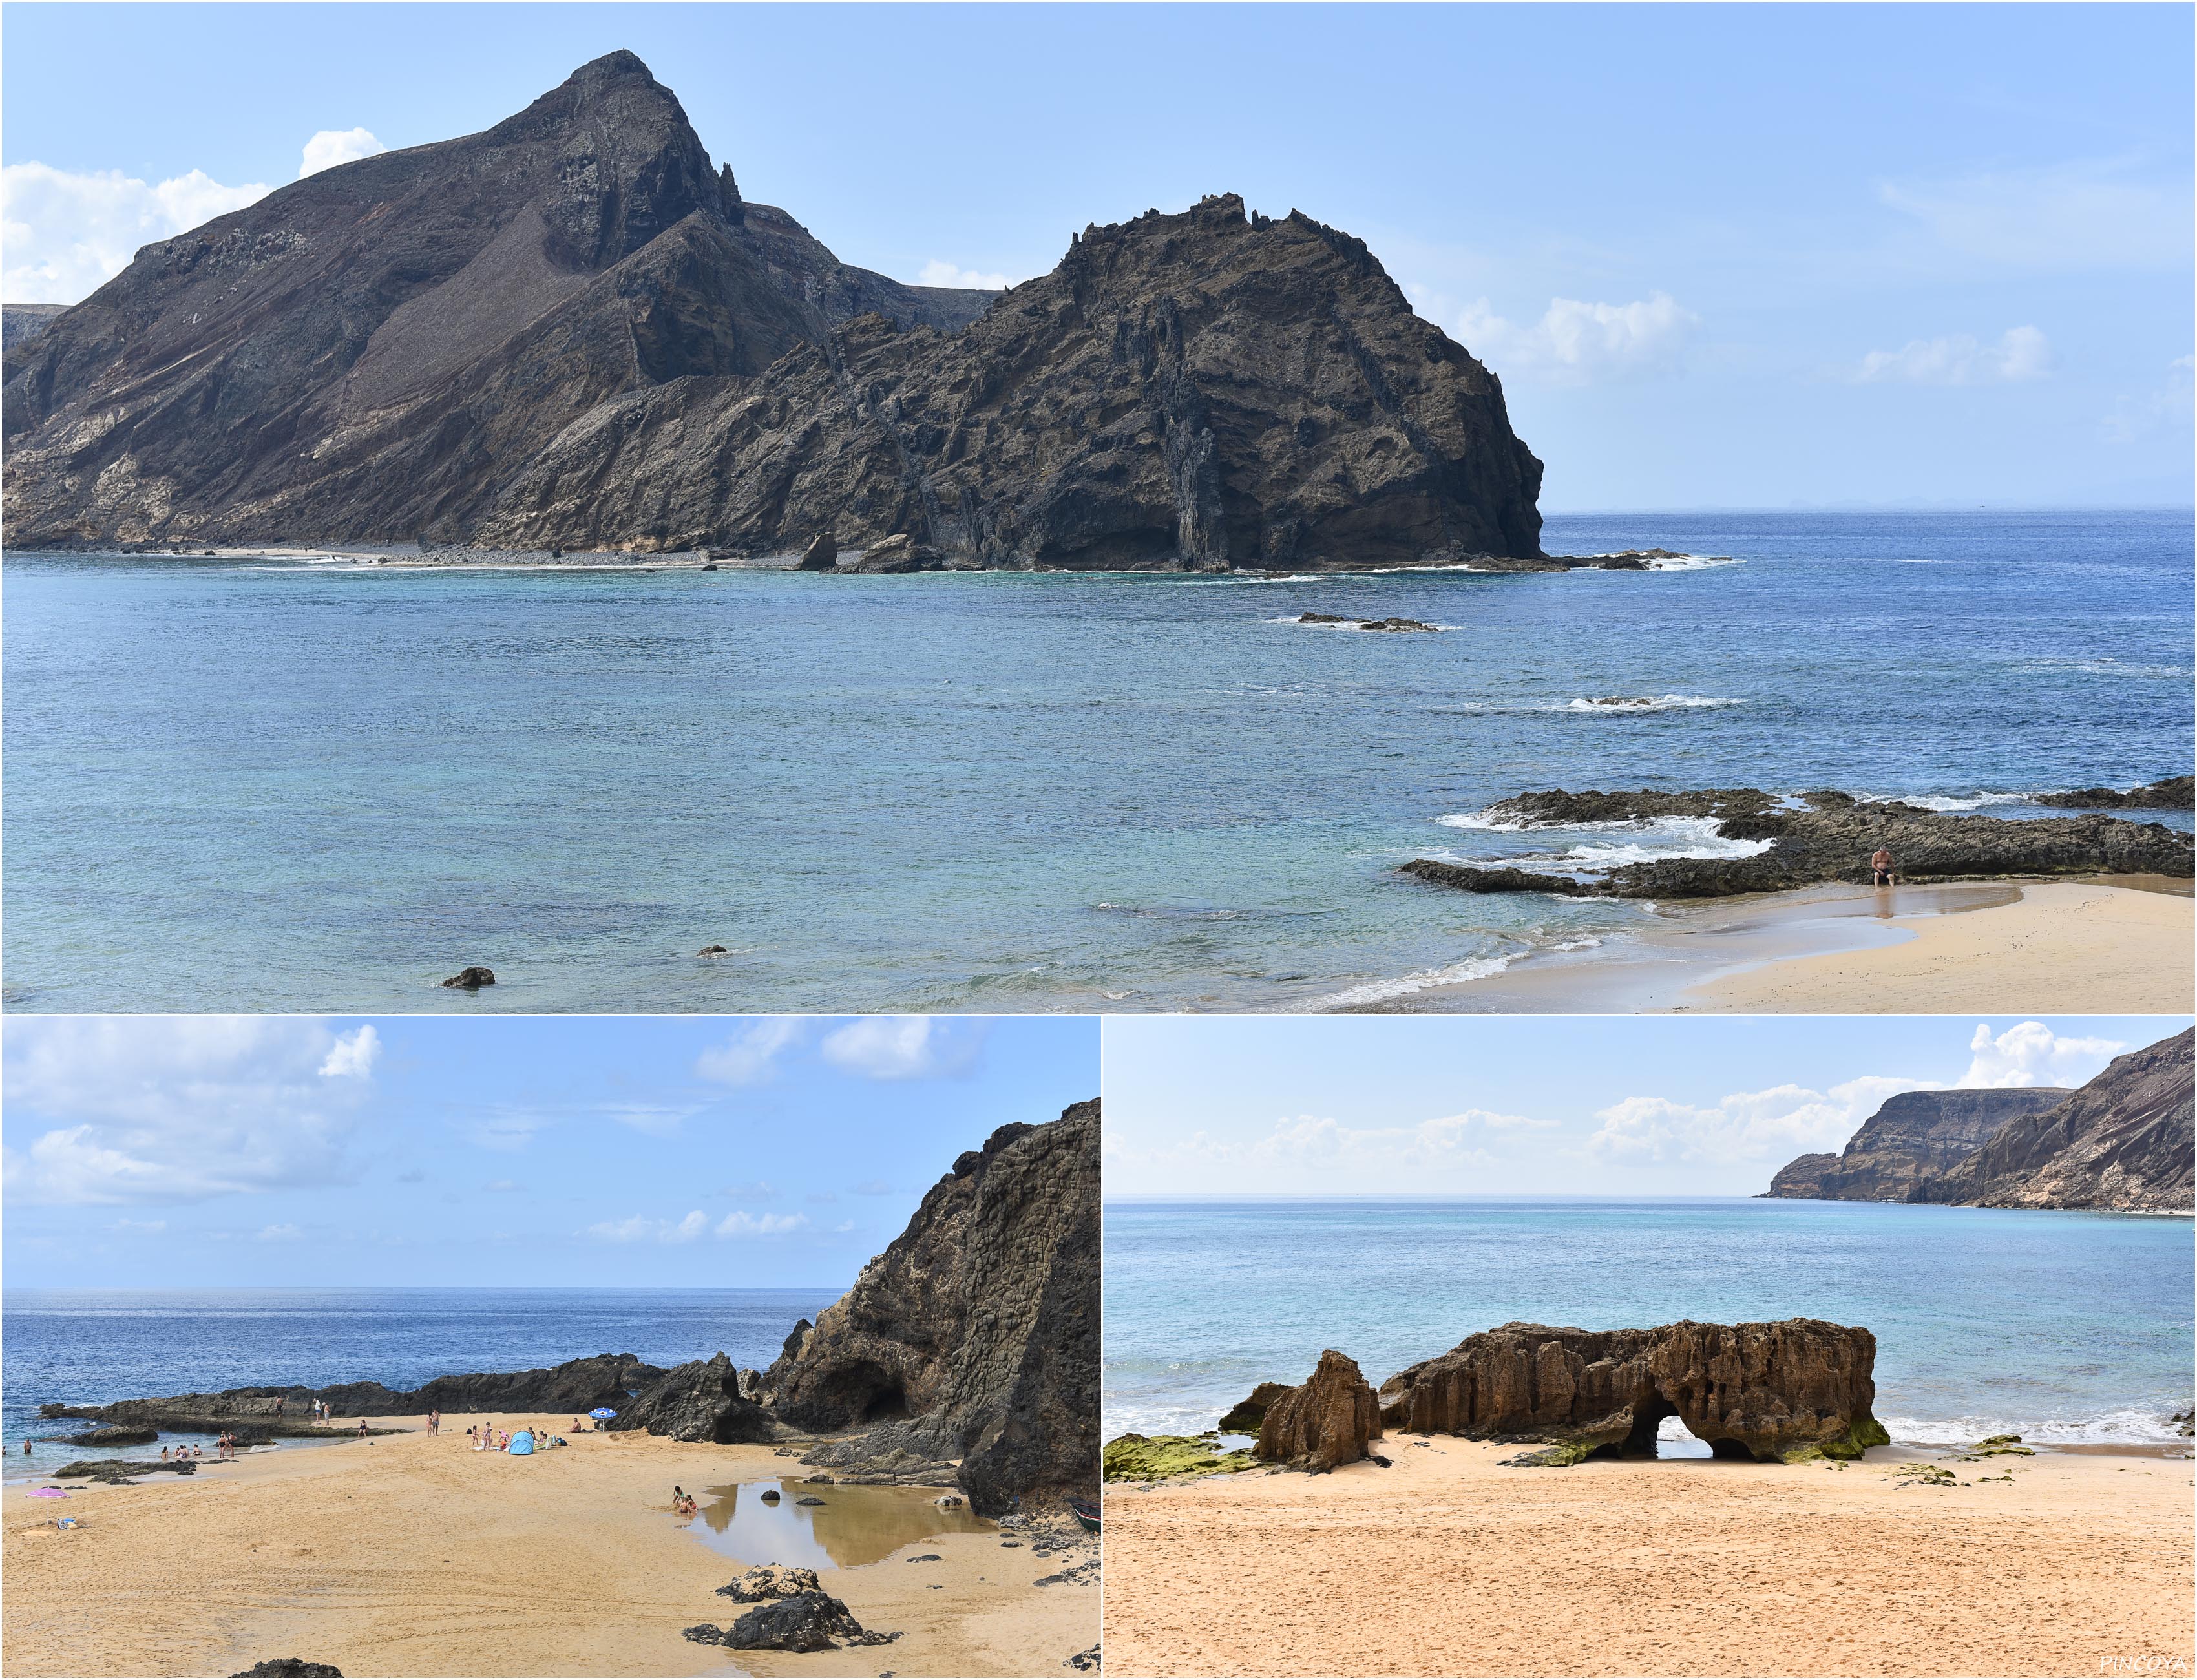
1878,1409,2192,1449
1473,816,1776,871
1315,952,1523,1009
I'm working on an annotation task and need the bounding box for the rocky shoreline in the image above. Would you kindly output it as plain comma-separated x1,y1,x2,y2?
1405,784,2193,901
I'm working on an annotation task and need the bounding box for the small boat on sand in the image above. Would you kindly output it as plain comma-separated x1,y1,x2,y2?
1068,1496,1100,1533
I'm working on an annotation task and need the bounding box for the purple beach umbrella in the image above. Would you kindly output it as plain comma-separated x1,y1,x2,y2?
28,1487,68,1498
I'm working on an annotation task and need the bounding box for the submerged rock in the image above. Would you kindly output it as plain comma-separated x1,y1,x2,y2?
1254,1350,1383,1472
440,967,496,989
1378,1318,1889,1464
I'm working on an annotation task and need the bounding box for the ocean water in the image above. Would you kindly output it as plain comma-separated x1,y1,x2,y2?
1,1286,840,1480
1102,1199,2196,1448
5,510,2189,1013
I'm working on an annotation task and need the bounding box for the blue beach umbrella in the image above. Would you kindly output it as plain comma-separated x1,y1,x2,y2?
589,1409,616,1419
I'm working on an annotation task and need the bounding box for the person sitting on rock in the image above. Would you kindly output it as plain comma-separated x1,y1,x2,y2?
1870,846,1895,887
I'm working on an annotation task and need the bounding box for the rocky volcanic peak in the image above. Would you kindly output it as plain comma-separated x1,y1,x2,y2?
1763,1089,2072,1202
1405,786,2194,900
1378,1319,1887,1464
1922,1029,2194,1212
2,52,991,549
764,1100,1098,1515
470,191,1545,564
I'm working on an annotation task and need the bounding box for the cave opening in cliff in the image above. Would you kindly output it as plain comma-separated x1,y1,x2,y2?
861,1383,910,1423
1621,1395,1714,1460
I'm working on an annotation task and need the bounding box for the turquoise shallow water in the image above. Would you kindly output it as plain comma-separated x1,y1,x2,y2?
4,510,2189,1012
1102,1198,2196,1447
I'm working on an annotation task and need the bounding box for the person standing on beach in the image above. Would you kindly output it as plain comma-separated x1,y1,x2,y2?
1871,846,1895,887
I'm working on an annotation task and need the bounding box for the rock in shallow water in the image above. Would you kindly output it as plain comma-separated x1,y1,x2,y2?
439,967,495,989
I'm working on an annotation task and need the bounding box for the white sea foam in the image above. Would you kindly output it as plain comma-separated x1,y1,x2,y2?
1478,816,1776,871
1267,616,1460,632
1315,952,1523,1009
1878,1409,2192,1448
1594,551,1747,572
1561,693,1743,713
1853,790,2048,813
1435,810,1529,833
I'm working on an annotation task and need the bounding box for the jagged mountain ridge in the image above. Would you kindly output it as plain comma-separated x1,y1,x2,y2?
3,52,1545,567
1,51,989,547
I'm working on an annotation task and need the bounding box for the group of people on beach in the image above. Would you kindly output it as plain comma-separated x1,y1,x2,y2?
671,1484,698,1517
159,1444,207,1463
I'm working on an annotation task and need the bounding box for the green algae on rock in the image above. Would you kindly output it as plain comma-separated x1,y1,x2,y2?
1103,1433,1256,1482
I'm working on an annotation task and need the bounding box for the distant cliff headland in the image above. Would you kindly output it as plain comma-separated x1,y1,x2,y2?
3,50,1559,571
1765,1029,2192,1212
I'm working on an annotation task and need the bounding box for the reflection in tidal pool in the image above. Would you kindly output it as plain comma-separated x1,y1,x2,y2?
684,1478,994,1570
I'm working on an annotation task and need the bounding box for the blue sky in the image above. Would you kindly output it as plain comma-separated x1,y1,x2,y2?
1,1014,1096,1287
3,3,2188,509
1103,1013,2191,1197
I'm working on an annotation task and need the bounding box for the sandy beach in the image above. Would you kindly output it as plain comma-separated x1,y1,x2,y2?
1690,880,2194,1013
1103,1440,2194,1677
1,1414,1095,1678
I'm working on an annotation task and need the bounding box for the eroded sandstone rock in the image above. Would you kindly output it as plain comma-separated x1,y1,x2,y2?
1378,1318,1887,1464
1254,1349,1382,1471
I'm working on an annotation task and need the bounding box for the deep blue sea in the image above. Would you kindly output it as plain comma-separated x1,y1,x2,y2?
1103,1199,2196,1448
0,1286,840,1480
5,510,2189,1012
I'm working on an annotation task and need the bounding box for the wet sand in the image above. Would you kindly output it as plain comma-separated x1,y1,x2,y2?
0,1413,1094,1678
1102,1439,2195,1677
1385,877,2191,1014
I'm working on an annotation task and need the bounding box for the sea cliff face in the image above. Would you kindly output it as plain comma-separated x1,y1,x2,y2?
3,54,1544,567
766,1100,1100,1515
1920,1030,2194,1212
1766,1030,2192,1212
1761,1089,2071,1202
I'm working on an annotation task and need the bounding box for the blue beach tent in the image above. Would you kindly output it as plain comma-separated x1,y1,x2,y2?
509,1430,535,1456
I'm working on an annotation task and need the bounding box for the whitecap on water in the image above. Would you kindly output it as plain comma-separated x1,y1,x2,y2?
1878,1409,2192,1448
1477,816,1776,870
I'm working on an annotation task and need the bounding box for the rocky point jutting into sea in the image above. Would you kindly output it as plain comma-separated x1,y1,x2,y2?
0,50,1601,574
1767,1028,2194,1212
1403,785,2194,899
39,1100,1099,1514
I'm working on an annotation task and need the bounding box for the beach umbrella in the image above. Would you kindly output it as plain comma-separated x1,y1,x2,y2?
28,1488,67,1498
589,1409,616,1419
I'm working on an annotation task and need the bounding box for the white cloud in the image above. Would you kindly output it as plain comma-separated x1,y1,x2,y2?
1854,326,2052,386
1585,1075,1924,1166
3,1018,379,1205
109,1218,166,1234
1456,291,1697,384
585,1210,710,1244
2101,353,2195,444
255,1223,302,1243
319,1025,381,1080
481,1179,521,1193
1,161,269,305
695,1018,804,1086
1878,161,2192,271
299,128,384,180
1953,1021,2123,1090
715,1210,808,1239
918,258,1014,290
819,1016,984,1081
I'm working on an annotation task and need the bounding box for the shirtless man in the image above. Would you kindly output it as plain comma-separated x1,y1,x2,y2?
1871,846,1895,887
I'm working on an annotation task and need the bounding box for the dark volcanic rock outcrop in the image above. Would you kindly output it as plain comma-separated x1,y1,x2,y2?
1405,787,2193,899
1921,1030,2194,1212
231,1663,343,1678
1761,1089,2071,1202
606,1351,773,1444
764,1100,1099,1515
1217,1381,1290,1432
1254,1349,1382,1471
2,303,66,353
3,52,989,551
684,1591,898,1653
1378,1319,1887,1464
467,191,1544,567
2035,777,2193,811
40,1352,664,1433
6,55,1548,567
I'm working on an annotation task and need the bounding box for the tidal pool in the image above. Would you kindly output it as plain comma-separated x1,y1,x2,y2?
682,1476,993,1570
